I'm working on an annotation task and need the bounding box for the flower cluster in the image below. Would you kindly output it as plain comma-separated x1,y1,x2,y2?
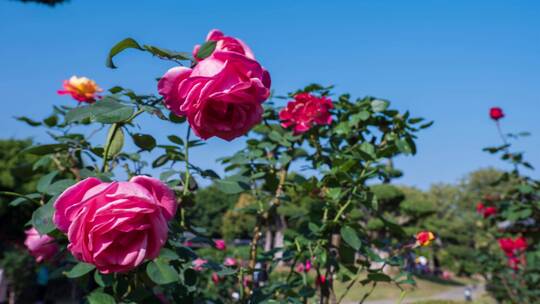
279,93,333,134
158,29,271,141
53,176,177,273
476,202,497,218
58,76,102,103
498,237,527,270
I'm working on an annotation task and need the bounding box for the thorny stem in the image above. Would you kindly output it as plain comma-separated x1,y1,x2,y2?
495,121,519,174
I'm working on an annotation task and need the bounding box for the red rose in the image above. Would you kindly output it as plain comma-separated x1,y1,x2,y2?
483,206,497,218
476,202,485,213
498,237,528,269
193,29,254,61
489,107,504,120
279,93,333,134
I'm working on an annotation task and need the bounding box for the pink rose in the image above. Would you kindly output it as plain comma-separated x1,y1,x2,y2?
223,257,237,267
305,259,312,272
279,93,333,134
193,29,254,61
24,228,58,263
158,30,271,141
192,258,207,271
214,239,226,251
53,176,177,273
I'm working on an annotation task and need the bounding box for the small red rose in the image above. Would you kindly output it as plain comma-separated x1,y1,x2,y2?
279,93,333,134
489,107,504,120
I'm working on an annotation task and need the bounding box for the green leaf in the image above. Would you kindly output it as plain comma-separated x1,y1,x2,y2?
37,171,59,193
23,144,68,155
152,154,170,168
196,40,217,60
340,226,361,250
396,139,412,155
8,193,41,206
132,133,156,151
146,258,179,285
92,98,134,124
64,262,96,278
105,126,125,158
33,156,52,171
143,45,191,61
106,37,143,69
371,99,389,112
65,106,93,123
214,177,250,194
31,198,56,234
167,135,184,145
169,112,186,123
43,115,58,127
87,291,116,304
94,271,113,287
15,116,41,126
45,179,76,195
367,273,392,282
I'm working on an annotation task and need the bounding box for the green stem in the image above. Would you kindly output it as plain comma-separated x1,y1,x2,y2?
101,123,119,173
183,126,191,196
180,126,191,228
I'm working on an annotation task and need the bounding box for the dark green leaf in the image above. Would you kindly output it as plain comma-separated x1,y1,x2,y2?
23,144,68,155
367,273,392,282
106,37,143,69
169,112,186,123
196,41,217,60
15,116,41,126
43,115,58,127
143,45,191,61
132,133,156,151
167,135,184,145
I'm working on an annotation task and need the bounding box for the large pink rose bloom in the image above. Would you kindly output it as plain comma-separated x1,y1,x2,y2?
53,176,177,273
158,30,271,141
24,228,58,263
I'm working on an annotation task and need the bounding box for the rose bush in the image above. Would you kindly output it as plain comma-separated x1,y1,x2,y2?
471,107,540,303
7,29,435,303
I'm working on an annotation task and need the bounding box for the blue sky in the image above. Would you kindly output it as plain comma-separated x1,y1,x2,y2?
0,0,539,189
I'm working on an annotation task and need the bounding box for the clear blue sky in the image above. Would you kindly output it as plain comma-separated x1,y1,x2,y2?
1,0,539,189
